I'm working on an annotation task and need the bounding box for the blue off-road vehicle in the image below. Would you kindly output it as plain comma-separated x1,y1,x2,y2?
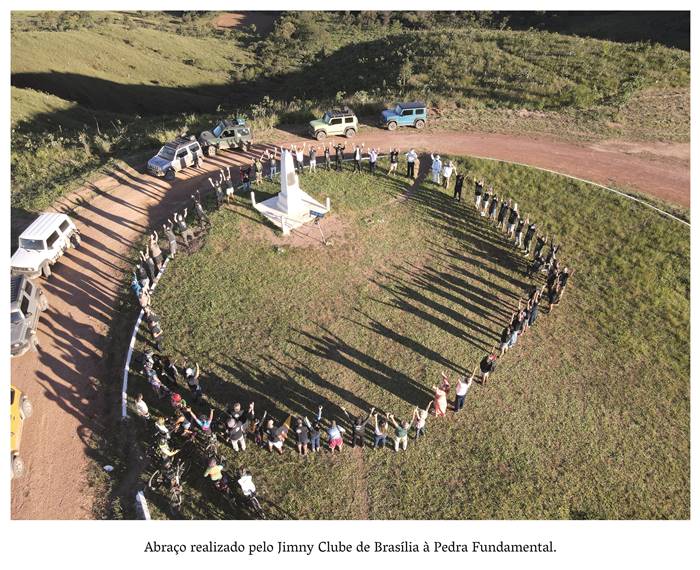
380,101,427,131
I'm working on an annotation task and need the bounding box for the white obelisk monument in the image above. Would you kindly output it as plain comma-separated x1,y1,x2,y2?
251,150,330,235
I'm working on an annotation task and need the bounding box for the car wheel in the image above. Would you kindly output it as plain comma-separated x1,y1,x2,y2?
206,146,217,157
165,168,176,181
41,263,51,279
39,292,49,312
73,233,82,248
29,332,40,351
415,119,425,129
21,396,33,419
315,131,327,141
12,455,25,480
345,128,356,138
387,121,397,131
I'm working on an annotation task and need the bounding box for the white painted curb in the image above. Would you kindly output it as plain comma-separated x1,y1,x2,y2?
121,256,171,419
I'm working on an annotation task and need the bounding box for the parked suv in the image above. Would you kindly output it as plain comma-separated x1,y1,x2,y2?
11,275,48,357
199,117,252,156
11,213,81,280
147,135,204,179
380,101,427,130
11,385,33,480
309,107,358,140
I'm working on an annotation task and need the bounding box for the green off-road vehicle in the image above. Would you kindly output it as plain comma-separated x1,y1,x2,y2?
308,107,358,140
199,117,253,156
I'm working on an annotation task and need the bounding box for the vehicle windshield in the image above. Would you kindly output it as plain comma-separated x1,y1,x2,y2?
212,123,224,137
157,146,176,161
395,105,402,115
19,238,44,251
322,112,331,123
11,310,23,325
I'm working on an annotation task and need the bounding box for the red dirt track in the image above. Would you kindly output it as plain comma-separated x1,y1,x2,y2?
10,130,689,519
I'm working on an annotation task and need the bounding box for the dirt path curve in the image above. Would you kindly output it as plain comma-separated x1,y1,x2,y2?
10,129,689,519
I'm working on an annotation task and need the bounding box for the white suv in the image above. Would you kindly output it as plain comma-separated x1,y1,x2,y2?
147,135,204,179
11,213,81,279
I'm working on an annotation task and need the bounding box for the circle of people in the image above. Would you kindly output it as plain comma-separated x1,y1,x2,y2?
128,142,574,494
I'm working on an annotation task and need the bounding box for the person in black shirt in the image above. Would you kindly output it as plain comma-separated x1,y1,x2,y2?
514,216,526,248
341,405,375,447
507,203,519,238
499,323,513,356
474,178,484,209
523,222,537,256
497,199,510,230
533,234,547,259
293,417,310,455
323,145,331,170
489,194,499,222
481,187,490,218
334,143,345,171
479,352,498,384
526,252,545,278
388,148,399,175
453,173,465,201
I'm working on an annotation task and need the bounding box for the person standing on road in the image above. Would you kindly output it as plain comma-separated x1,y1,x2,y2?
430,153,442,184
453,172,465,201
388,147,399,175
454,368,475,412
405,148,418,178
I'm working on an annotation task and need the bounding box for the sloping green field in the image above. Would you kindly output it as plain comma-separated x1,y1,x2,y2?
129,157,688,520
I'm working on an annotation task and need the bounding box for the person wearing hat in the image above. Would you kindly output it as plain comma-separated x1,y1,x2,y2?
185,363,203,402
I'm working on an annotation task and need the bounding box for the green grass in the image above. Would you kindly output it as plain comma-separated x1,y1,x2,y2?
10,11,689,213
126,158,688,520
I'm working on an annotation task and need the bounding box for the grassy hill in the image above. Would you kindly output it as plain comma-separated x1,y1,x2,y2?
10,11,690,212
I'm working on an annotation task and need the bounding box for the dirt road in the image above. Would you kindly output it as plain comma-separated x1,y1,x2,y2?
9,130,689,519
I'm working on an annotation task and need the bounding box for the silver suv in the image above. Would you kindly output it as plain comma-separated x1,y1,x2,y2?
147,135,204,179
11,274,48,357
11,213,81,279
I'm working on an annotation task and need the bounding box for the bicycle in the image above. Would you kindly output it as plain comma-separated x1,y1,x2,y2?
148,457,188,510
241,491,266,520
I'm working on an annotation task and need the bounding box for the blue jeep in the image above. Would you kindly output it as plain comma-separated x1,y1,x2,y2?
380,101,427,131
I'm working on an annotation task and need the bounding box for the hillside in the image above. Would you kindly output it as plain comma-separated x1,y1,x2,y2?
10,11,690,212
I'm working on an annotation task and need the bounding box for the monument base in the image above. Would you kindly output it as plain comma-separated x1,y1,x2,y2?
252,191,330,236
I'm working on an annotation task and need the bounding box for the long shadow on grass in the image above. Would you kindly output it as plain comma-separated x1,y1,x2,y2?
291,324,432,408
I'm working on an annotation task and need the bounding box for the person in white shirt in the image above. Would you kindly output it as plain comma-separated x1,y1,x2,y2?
134,393,149,419
430,153,442,184
368,147,379,175
442,160,454,189
454,367,476,413
352,143,364,173
405,148,418,178
237,468,257,497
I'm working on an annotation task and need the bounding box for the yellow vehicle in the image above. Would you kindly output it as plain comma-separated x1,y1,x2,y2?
11,385,32,480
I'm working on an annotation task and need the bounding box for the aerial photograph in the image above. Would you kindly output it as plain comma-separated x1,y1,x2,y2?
10,10,689,522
